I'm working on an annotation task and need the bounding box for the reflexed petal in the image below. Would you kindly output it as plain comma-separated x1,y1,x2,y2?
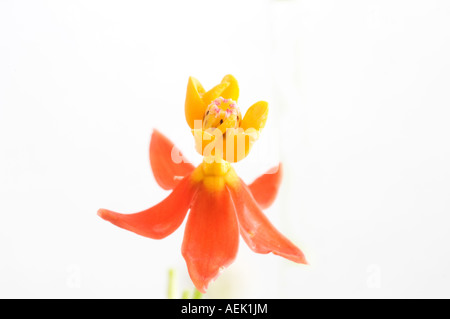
241,101,269,131
97,175,198,239
150,129,195,190
228,180,307,264
185,76,207,129
220,74,239,102
248,164,283,209
181,185,239,293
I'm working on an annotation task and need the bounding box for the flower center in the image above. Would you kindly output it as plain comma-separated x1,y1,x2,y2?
202,97,242,134
190,159,240,192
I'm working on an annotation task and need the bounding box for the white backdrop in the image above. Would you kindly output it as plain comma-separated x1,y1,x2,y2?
1,0,449,298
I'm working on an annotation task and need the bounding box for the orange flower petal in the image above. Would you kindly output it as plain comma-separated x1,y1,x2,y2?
97,175,198,239
181,186,239,293
149,129,195,190
228,180,307,264
248,163,283,209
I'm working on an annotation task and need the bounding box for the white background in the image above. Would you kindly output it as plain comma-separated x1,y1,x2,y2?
1,0,449,298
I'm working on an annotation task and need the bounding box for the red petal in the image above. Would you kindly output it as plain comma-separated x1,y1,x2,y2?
150,129,195,190
248,163,283,209
229,180,307,264
181,186,239,293
98,175,198,239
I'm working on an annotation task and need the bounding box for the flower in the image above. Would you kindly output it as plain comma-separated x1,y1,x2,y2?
186,75,269,163
98,76,307,293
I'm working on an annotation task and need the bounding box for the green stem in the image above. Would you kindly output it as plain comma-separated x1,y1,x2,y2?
167,268,203,299
167,269,178,299
192,288,203,299
181,290,191,299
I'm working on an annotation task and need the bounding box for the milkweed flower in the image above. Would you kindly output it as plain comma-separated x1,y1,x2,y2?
98,75,307,293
